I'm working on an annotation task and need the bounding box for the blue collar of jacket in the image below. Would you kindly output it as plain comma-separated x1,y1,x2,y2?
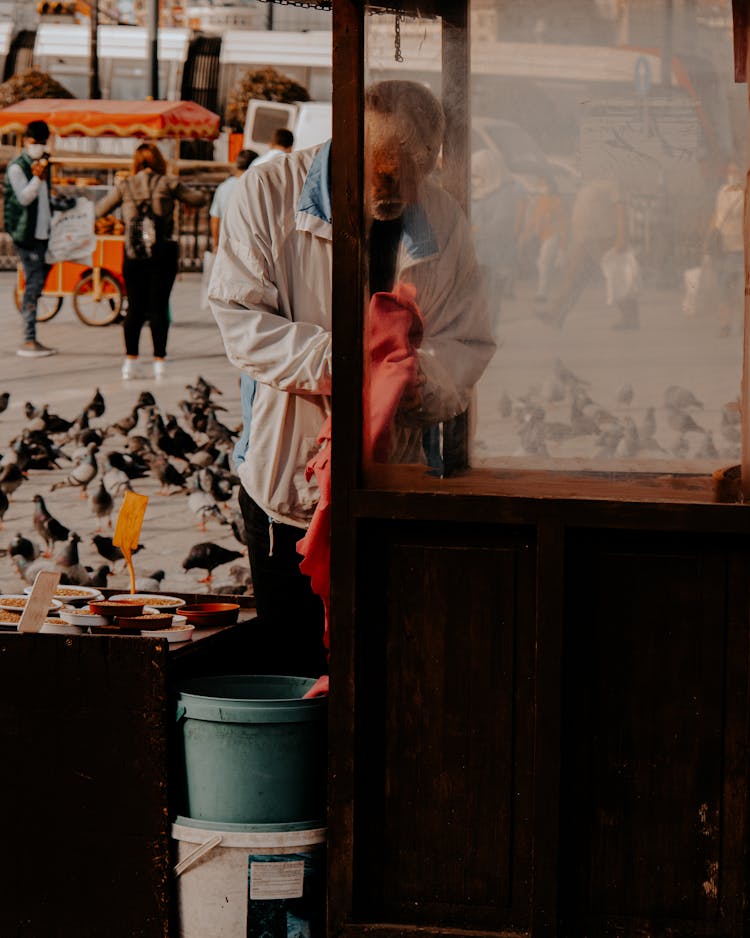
295,139,438,260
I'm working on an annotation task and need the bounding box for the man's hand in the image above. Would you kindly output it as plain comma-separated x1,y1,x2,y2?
31,159,48,179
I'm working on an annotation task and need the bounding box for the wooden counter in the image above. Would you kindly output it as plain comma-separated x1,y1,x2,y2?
0,607,258,938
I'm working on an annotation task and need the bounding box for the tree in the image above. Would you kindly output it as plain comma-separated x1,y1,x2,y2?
225,67,310,132
0,69,75,109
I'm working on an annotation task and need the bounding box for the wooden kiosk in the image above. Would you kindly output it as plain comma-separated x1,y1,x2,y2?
326,3,750,938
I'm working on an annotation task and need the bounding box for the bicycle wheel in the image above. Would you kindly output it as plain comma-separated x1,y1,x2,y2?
72,271,123,326
14,285,63,322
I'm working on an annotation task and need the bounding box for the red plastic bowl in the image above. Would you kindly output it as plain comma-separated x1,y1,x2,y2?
179,603,240,626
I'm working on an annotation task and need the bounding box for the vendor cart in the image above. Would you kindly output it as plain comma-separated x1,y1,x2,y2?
0,98,221,326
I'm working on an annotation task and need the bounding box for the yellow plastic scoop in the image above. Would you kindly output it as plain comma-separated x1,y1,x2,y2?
112,490,149,595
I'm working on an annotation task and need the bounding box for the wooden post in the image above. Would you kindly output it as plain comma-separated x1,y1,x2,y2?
742,22,750,499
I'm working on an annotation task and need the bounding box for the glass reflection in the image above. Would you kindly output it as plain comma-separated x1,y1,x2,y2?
365,0,745,478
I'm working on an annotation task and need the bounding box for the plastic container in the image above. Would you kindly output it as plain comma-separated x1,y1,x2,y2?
172,817,325,938
176,675,327,825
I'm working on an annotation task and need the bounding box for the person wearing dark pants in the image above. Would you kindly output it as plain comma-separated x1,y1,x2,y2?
4,119,56,358
122,239,179,364
239,487,326,678
94,141,206,380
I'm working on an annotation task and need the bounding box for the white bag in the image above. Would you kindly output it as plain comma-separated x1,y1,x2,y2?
601,248,641,305
200,249,215,311
682,266,702,317
46,197,96,265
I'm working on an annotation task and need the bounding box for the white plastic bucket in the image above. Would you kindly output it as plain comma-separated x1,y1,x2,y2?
172,817,326,938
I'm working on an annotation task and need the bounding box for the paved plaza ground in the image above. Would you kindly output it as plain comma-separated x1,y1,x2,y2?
0,271,245,596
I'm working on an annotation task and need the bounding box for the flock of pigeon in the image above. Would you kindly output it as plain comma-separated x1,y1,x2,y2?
0,377,250,596
496,358,742,462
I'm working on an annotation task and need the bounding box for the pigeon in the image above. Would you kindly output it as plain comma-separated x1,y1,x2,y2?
9,532,38,563
135,570,165,593
24,401,41,420
54,532,90,585
107,449,150,480
33,494,70,556
11,554,59,585
721,409,741,445
204,409,239,448
92,534,143,568
616,383,634,406
554,358,589,392
664,385,703,410
666,407,704,435
230,510,248,547
0,462,25,498
498,391,513,419
187,474,227,530
671,435,690,459
0,487,7,528
640,407,657,440
595,425,625,459
50,443,99,497
614,417,640,458
164,413,199,455
84,388,105,419
86,564,111,588
695,431,719,460
0,391,9,415
102,456,132,496
40,404,73,435
212,563,252,596
149,454,189,494
90,478,114,531
182,542,243,583
199,466,236,506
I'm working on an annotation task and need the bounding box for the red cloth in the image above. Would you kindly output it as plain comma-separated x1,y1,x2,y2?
297,416,332,649
364,283,424,462
297,283,423,674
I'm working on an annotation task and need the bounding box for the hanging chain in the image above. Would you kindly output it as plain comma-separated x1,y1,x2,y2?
253,0,331,9
394,13,403,63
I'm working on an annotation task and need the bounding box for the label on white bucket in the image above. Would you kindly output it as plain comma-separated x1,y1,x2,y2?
246,848,325,938
249,858,304,900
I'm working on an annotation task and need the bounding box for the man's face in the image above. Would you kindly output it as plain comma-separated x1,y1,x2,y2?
365,113,424,222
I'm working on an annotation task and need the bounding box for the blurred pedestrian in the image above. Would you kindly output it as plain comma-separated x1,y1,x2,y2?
539,175,639,330
252,127,294,166
95,142,207,380
704,162,744,337
470,148,525,329
521,175,567,303
209,148,258,249
4,120,57,357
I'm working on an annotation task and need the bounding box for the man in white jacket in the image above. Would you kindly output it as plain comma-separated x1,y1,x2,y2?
210,81,495,676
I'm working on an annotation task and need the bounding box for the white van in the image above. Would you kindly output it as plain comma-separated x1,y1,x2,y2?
243,99,332,154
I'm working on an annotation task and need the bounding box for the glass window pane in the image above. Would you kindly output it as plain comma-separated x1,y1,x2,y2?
362,0,746,494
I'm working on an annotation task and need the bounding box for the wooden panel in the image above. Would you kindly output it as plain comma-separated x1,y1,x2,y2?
559,532,749,938
0,635,170,938
352,522,535,933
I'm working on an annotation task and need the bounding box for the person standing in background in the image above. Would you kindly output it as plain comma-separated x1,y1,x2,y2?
209,149,258,249
95,142,207,380
251,127,294,167
521,175,567,304
705,162,744,338
4,120,57,358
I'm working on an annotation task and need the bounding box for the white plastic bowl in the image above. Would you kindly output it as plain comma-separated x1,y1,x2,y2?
140,623,195,643
23,585,104,606
59,608,110,628
0,594,62,613
110,593,185,611
39,619,84,635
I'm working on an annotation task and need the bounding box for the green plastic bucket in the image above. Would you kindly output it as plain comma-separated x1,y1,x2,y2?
176,675,327,825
